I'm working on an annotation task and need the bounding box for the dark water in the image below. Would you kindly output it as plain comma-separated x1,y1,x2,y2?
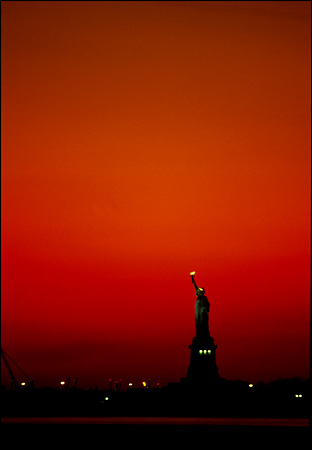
2,416,310,448
2,416,309,426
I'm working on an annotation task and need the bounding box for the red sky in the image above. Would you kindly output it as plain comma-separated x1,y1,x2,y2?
1,1,311,389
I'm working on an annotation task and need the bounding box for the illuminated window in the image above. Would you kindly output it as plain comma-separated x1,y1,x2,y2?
199,350,203,354
203,350,207,354
208,350,211,354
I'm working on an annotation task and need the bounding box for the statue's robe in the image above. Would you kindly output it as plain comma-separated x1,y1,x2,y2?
195,295,210,336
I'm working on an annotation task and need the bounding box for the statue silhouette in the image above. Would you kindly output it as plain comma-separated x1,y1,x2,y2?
187,272,219,382
191,274,210,337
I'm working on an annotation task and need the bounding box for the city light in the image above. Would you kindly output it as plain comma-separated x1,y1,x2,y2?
142,381,147,387
105,397,109,401
21,382,26,386
295,394,303,398
128,383,133,386
60,381,66,385
208,350,211,354
190,271,195,276
248,384,254,388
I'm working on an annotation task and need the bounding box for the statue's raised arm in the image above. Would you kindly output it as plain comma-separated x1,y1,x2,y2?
190,271,203,297
190,271,198,292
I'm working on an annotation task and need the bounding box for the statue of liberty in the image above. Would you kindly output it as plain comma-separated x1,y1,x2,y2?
190,272,210,337
186,271,219,382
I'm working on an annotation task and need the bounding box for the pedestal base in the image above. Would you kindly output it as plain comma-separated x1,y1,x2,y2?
186,333,219,384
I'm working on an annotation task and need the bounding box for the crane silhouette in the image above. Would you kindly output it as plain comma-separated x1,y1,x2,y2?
1,348,34,390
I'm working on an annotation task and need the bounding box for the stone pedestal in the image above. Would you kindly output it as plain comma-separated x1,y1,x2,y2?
186,333,219,383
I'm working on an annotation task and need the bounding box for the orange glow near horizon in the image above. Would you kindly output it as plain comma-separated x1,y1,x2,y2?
1,1,311,388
